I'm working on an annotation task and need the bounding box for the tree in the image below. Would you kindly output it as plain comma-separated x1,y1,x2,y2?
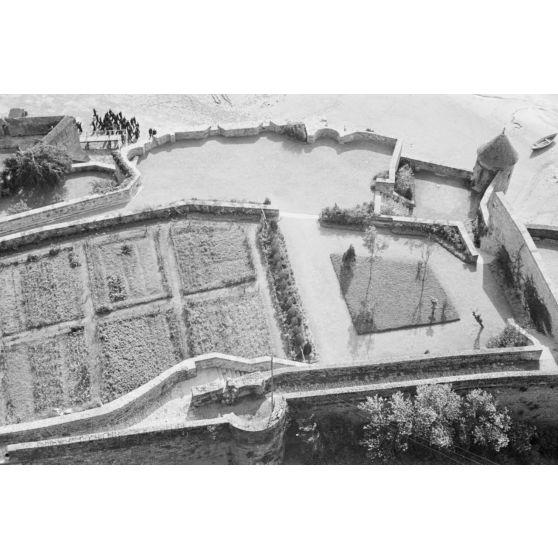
362,224,387,308
359,384,522,463
1,144,72,196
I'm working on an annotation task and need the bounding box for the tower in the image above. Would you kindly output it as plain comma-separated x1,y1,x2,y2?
472,130,518,195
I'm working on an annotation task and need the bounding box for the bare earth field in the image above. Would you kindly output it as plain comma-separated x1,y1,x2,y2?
0,215,284,425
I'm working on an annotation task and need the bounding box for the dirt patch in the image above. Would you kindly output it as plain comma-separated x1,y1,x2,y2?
331,254,459,334
170,220,255,294
98,308,184,403
184,285,273,358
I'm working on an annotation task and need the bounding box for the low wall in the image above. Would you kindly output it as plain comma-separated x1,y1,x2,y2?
400,156,473,182
320,214,479,264
191,345,542,406
0,353,301,446
526,224,558,241
5,397,288,465
487,188,558,338
0,198,279,253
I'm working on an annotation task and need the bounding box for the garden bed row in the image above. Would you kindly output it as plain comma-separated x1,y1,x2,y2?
257,218,316,362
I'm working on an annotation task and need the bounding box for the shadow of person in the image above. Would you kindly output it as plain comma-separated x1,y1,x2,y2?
473,327,483,350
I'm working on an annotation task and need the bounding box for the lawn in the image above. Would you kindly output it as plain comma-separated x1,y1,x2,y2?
0,328,91,425
0,248,84,335
85,229,169,312
331,254,459,334
170,220,255,294
184,286,273,358
98,309,184,403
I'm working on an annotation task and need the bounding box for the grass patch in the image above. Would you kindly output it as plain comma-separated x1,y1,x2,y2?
0,329,91,425
0,248,84,336
184,287,273,359
331,254,459,334
86,230,169,312
98,310,183,403
170,220,255,294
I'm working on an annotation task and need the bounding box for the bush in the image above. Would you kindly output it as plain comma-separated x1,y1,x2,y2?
342,244,356,266
319,202,375,227
486,325,530,348
91,178,118,195
394,164,415,201
263,197,271,205
1,144,72,195
121,243,132,256
6,199,30,214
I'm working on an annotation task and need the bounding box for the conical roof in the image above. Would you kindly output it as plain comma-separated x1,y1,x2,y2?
477,131,519,169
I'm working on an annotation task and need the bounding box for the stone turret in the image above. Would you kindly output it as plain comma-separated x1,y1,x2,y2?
472,130,518,195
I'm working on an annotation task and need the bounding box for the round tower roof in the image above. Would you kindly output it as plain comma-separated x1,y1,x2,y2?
477,131,519,169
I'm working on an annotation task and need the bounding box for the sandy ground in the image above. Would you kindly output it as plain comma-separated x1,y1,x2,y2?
3,93,557,223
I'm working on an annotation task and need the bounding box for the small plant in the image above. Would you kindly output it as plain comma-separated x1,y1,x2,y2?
121,243,132,256
342,244,356,267
394,163,415,201
263,197,271,205
107,275,126,302
68,251,80,268
26,254,39,263
91,178,118,195
487,325,530,348
48,247,61,257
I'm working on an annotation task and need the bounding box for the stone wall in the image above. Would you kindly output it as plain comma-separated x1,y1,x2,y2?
399,156,473,182
5,398,288,465
486,187,558,338
0,353,301,446
41,115,88,162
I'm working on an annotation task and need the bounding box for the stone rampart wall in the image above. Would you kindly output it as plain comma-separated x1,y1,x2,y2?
0,354,300,446
487,188,558,338
399,156,473,181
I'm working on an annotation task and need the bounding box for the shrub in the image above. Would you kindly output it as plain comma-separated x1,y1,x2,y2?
91,178,118,195
263,197,271,205
394,164,415,201
319,201,375,227
6,199,30,214
48,247,61,257
121,243,132,256
68,251,80,268
487,325,530,348
1,144,72,195
342,244,356,266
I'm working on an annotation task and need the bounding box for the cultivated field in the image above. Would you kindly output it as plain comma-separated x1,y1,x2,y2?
331,254,459,334
0,328,91,425
98,309,183,402
0,215,283,425
170,220,255,294
85,228,169,312
184,286,273,358
0,248,84,336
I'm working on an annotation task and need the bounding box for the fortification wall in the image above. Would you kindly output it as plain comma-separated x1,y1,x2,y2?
5,398,288,465
399,156,473,182
487,187,558,337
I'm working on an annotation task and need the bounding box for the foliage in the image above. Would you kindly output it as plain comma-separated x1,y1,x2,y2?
486,324,530,348
342,244,356,267
358,384,517,463
319,201,375,227
394,164,415,201
91,178,118,195
257,218,315,361
6,199,30,214
1,144,72,196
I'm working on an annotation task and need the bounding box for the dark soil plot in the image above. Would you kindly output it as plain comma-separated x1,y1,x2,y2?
86,230,169,311
331,254,459,334
170,221,255,294
98,310,184,403
0,248,84,335
0,329,91,425
184,287,273,359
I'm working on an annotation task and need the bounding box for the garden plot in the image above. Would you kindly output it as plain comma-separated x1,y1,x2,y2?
0,248,84,336
331,254,459,334
0,328,91,425
85,228,169,313
184,286,273,359
170,220,255,294
98,308,184,403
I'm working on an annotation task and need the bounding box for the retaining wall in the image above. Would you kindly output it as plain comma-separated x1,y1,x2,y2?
5,398,289,465
399,156,473,182
487,187,558,337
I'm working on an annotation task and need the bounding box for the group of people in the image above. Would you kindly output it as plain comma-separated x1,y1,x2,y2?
148,128,158,139
90,108,140,144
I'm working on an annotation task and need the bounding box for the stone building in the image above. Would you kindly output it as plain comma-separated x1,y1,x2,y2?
472,130,518,194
